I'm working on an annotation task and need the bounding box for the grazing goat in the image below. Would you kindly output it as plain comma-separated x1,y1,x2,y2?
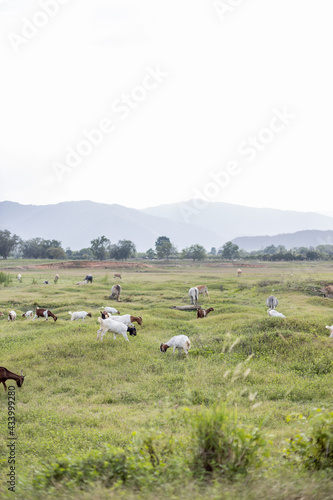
195,285,210,299
22,310,33,319
97,317,137,342
101,312,142,325
0,367,25,391
102,306,120,315
237,269,242,277
8,311,16,322
54,274,59,284
160,335,191,358
189,286,199,305
85,274,93,283
197,307,214,318
266,295,278,310
114,273,122,279
76,280,88,285
43,280,49,285
17,274,22,282
111,284,121,302
33,308,57,321
267,308,285,318
69,311,92,321
0,312,4,317
323,285,333,297
325,325,333,338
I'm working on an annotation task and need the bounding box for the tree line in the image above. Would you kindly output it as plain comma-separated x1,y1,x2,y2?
1,229,333,261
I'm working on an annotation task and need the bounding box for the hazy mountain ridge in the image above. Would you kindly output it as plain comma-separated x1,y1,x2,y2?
232,230,333,252
1,200,333,251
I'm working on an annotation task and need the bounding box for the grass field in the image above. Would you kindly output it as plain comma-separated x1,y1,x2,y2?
1,260,333,499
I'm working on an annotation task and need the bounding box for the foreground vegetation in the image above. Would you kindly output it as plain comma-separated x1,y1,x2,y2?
1,260,333,499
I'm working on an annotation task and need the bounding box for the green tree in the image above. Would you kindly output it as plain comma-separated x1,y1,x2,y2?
0,230,20,259
182,244,206,261
155,236,177,260
146,248,156,260
46,247,67,260
220,241,240,260
90,236,110,261
110,240,136,260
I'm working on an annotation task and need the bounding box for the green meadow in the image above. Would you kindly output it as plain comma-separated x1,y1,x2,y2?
1,260,333,499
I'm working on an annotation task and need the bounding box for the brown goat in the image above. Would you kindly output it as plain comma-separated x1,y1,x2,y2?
0,367,25,391
197,307,214,318
114,273,122,279
195,285,210,299
33,307,57,321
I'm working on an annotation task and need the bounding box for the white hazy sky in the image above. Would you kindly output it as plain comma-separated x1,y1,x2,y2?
0,0,332,213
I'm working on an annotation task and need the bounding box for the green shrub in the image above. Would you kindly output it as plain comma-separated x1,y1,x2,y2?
285,409,333,469
33,447,128,490
190,404,267,479
0,272,11,286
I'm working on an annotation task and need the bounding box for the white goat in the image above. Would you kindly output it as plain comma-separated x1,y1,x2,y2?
325,325,333,338
102,306,120,315
97,317,137,342
8,311,16,322
101,312,142,326
17,274,22,282
267,308,285,318
160,335,191,358
76,280,88,285
189,287,199,305
22,310,33,319
69,311,92,321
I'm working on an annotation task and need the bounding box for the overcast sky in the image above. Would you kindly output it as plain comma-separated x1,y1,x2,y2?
0,0,332,214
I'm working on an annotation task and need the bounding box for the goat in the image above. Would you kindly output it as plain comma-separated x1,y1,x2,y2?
33,307,57,321
110,284,121,302
54,274,59,284
43,280,49,285
266,295,278,310
97,317,136,342
325,325,333,338
237,269,242,277
17,274,22,282
102,306,120,315
323,285,333,297
85,274,93,283
267,308,285,318
0,312,4,317
197,307,214,318
76,280,88,285
114,273,122,279
189,286,199,305
195,285,210,299
22,310,33,319
0,367,25,391
69,311,92,321
101,312,142,325
160,335,191,358
8,311,16,322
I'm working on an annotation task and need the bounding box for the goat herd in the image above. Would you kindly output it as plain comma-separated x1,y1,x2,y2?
2,272,333,392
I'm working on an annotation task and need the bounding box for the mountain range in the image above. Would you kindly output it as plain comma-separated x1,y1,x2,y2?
0,200,333,252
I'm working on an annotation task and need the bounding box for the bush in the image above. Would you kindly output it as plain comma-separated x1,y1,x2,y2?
190,404,267,479
0,272,11,286
33,447,128,490
285,409,333,469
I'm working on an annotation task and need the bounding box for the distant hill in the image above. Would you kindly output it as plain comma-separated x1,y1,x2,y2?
0,201,218,251
142,200,333,242
232,230,333,252
1,200,333,252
